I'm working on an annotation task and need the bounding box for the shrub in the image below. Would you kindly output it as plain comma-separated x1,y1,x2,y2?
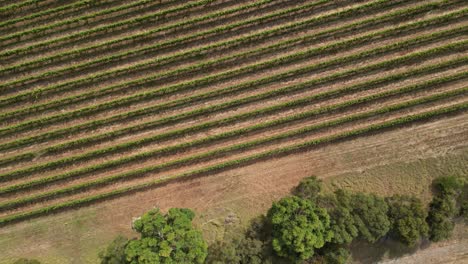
293,176,323,202
99,235,128,264
386,195,429,246
427,195,457,242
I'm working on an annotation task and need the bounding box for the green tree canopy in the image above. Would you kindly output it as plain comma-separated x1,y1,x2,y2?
124,208,208,264
427,195,457,242
349,192,390,243
318,190,359,245
386,195,429,246
267,196,333,263
427,176,466,242
99,235,128,264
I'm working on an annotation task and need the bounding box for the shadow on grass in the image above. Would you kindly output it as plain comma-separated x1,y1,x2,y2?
350,238,432,263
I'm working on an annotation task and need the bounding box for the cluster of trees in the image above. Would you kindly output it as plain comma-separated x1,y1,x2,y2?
99,208,208,264
15,175,466,264
206,175,467,264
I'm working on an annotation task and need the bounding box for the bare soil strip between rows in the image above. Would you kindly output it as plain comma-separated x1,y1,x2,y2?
1,4,463,117
0,68,464,205
0,40,462,168
0,100,466,225
1,70,464,202
3,2,424,85
0,25,465,143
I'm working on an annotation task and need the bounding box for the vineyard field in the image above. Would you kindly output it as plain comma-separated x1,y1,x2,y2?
0,0,467,257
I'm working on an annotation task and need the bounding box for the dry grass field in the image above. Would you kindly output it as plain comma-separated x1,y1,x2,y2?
0,0,467,262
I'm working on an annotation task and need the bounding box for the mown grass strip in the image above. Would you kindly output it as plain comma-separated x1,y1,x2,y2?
0,38,465,155
0,70,465,197
2,2,463,114
0,26,465,139
0,98,465,225
0,54,464,169
0,0,216,46
2,9,463,123
0,0,309,58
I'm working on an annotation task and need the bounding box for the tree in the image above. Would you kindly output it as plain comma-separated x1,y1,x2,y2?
427,195,457,242
267,196,333,263
426,176,465,242
320,190,359,245
124,208,208,264
386,195,429,246
293,176,323,202
99,235,128,264
349,193,390,243
13,259,41,264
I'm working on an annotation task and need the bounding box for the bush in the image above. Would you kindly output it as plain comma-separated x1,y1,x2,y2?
293,176,323,202
318,191,358,245
349,192,390,243
427,195,457,242
323,247,350,264
386,195,429,246
206,216,275,264
432,176,464,196
99,235,128,264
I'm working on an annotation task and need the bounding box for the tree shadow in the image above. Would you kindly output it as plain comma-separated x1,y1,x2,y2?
350,238,431,263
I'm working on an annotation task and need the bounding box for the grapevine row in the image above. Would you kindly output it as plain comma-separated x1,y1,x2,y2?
0,0,309,58
0,28,465,139
3,10,463,125
0,40,464,154
0,66,465,191
0,99,465,226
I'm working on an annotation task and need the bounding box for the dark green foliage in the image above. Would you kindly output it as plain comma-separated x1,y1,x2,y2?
457,180,468,222
294,176,323,202
386,195,429,246
460,200,468,223
322,190,359,245
124,208,208,264
206,240,240,264
427,195,457,242
99,235,128,264
427,176,466,242
432,176,464,196
349,192,390,243
267,196,333,263
207,236,267,264
13,259,41,264
206,216,275,264
323,247,350,264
